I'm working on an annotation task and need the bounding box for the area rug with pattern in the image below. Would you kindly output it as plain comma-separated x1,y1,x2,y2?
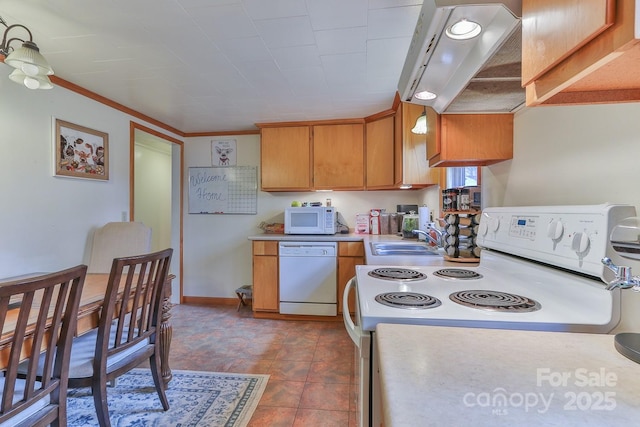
67,369,269,426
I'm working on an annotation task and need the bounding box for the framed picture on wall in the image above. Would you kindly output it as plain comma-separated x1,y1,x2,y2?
54,118,109,180
211,138,236,166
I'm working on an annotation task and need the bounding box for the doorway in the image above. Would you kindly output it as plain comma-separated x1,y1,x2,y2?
131,122,183,303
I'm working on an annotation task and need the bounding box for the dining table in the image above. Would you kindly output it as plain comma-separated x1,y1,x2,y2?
0,272,175,385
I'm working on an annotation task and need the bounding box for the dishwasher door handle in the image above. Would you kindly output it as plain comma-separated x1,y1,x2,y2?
278,242,337,257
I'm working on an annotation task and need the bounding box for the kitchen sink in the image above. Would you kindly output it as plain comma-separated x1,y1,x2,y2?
370,241,439,256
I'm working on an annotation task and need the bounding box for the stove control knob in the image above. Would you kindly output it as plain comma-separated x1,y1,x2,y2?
571,232,590,254
547,219,564,240
478,221,488,236
478,215,500,236
489,217,500,232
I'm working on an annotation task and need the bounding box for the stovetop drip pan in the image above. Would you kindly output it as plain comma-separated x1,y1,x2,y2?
433,268,482,280
368,268,427,281
375,292,442,309
449,290,541,312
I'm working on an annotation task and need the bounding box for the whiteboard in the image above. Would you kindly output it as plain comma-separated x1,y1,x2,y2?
188,166,257,214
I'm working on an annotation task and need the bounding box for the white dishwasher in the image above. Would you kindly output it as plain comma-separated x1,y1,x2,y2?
279,241,337,316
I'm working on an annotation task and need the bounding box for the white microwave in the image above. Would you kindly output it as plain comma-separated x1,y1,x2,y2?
284,206,337,235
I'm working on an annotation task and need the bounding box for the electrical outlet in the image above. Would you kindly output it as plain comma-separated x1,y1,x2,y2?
121,211,128,221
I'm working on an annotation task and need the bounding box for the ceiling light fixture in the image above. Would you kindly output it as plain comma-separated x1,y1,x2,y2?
445,18,482,40
9,69,53,89
411,110,427,135
0,16,54,89
414,90,436,101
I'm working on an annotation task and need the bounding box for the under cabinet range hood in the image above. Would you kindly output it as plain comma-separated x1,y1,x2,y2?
398,0,524,114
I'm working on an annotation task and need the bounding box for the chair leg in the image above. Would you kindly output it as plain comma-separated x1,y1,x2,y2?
92,378,112,427
150,354,170,410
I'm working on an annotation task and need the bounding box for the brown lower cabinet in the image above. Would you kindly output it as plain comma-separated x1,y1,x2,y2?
252,241,278,312
337,241,365,315
251,240,364,316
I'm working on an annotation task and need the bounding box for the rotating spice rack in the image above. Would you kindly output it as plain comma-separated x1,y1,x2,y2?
440,211,481,263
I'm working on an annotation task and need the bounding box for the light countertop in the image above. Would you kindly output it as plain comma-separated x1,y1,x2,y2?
247,233,473,267
247,232,364,242
376,323,640,427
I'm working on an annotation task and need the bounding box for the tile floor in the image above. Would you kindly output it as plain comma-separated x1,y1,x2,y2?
167,303,358,426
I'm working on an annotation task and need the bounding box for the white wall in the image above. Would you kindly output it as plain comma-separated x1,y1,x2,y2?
182,135,435,298
483,102,640,333
134,140,172,252
0,67,182,278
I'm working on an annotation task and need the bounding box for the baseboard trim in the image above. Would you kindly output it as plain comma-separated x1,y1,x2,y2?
181,296,238,306
253,311,342,322
178,298,342,322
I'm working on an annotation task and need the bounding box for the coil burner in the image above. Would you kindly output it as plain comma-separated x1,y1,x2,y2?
375,292,442,309
433,268,483,280
449,290,541,312
368,268,427,281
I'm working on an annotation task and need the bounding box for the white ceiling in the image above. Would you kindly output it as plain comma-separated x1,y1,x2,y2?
0,0,423,133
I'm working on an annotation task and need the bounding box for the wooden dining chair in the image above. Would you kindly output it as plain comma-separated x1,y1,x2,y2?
67,248,172,427
0,265,86,427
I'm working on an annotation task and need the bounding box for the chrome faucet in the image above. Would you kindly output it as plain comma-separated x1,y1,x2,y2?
601,257,640,291
413,225,443,248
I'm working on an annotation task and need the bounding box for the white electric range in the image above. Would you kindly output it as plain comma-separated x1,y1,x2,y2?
343,203,637,427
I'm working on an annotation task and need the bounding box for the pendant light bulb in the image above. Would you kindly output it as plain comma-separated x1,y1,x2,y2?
23,75,40,89
21,62,40,76
9,69,53,89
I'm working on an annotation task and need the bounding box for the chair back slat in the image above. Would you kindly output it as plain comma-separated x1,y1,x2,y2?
2,291,32,410
37,284,70,394
0,265,86,426
29,285,61,395
95,249,172,371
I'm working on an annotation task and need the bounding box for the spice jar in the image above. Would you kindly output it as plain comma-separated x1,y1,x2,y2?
458,188,470,211
442,190,452,212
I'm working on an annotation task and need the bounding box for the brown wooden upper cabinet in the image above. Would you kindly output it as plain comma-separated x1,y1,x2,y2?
365,114,395,189
427,112,514,167
260,97,510,189
394,102,439,187
259,126,312,191
364,102,439,190
522,0,640,106
313,123,365,190
258,121,365,191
